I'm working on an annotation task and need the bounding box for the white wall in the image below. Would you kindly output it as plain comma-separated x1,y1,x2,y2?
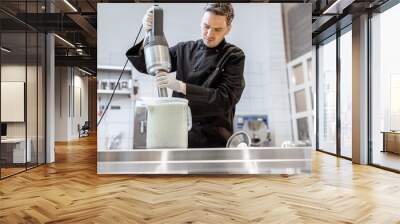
55,67,89,141
55,67,68,141
98,3,293,146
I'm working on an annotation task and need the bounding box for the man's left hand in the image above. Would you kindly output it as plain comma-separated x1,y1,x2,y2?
156,72,186,94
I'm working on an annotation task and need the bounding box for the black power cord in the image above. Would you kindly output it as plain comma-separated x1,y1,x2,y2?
97,25,143,127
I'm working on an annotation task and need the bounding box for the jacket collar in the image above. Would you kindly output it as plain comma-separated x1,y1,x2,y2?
199,38,227,52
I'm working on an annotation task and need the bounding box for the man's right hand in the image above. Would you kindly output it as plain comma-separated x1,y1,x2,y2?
142,6,154,33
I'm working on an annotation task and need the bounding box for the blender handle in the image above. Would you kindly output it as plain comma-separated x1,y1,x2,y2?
187,106,192,131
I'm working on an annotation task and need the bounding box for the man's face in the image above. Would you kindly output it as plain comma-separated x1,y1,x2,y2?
201,11,231,48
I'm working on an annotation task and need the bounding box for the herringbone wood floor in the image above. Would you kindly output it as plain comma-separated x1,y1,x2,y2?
1,135,400,224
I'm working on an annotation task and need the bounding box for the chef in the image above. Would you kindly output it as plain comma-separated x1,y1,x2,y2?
126,3,245,148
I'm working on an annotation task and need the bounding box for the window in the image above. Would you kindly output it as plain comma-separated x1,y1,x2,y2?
297,117,310,141
371,3,400,171
340,29,352,158
292,63,305,85
318,37,337,154
294,90,307,113
287,52,314,146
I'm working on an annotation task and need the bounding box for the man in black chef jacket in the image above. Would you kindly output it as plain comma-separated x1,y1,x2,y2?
126,3,245,148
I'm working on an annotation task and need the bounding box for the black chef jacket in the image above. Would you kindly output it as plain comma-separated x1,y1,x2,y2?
126,38,245,148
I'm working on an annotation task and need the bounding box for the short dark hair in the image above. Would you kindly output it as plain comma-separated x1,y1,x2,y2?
204,3,234,26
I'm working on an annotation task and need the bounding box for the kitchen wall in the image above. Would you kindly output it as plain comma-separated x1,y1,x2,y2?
230,5,292,146
97,67,134,150
98,3,297,147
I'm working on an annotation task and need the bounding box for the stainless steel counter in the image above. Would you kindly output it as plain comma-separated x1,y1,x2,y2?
97,147,312,174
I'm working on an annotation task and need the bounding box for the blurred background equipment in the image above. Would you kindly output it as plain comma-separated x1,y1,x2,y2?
226,131,251,148
133,99,147,149
234,115,271,147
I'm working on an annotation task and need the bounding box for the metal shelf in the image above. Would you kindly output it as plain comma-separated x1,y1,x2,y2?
97,89,131,95
97,65,132,71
